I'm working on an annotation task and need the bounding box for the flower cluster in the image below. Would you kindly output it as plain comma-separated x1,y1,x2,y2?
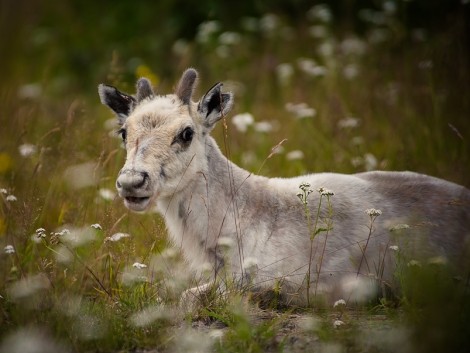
317,187,335,196
365,208,382,217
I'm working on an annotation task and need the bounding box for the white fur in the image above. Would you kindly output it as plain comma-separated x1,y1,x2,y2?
100,69,470,305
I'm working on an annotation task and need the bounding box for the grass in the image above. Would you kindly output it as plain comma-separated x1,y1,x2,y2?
1,3,470,353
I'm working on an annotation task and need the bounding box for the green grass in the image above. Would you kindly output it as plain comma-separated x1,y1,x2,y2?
1,3,469,353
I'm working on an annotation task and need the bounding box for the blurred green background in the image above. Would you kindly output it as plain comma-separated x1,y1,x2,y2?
0,1,469,352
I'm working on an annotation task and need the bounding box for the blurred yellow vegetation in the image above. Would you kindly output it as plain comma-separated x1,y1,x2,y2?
136,65,160,87
0,217,5,236
0,153,13,173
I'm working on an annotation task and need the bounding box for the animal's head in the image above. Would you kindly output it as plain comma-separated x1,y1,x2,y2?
98,68,234,211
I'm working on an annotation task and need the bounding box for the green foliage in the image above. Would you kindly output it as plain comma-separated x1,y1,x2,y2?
0,1,469,352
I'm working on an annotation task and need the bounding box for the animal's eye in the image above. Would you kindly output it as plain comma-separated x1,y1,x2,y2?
117,128,127,142
180,127,194,143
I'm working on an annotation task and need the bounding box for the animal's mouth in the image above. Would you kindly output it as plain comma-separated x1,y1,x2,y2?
124,196,151,211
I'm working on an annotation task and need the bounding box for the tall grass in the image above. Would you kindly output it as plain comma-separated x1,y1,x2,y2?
1,2,469,353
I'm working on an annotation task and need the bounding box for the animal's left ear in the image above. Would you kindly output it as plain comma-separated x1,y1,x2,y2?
98,84,136,124
198,82,234,128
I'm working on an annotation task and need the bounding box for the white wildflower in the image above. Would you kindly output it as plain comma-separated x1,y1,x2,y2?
364,153,378,171
307,4,332,23
91,223,102,230
276,63,294,85
99,188,115,201
260,13,279,33
243,257,259,271
4,245,15,254
298,315,321,332
333,320,345,328
18,143,37,157
18,83,42,99
351,136,364,146
208,329,225,341
365,208,382,217
286,150,304,161
217,236,235,249
106,232,130,242
407,260,421,267
6,195,17,202
254,121,274,133
343,64,360,80
318,187,334,196
333,299,346,307
390,223,410,232
196,20,220,43
0,188,7,194
297,58,327,77
218,31,241,45
232,113,254,133
337,117,360,129
285,102,316,119
309,25,328,38
389,245,399,251
132,262,148,269
63,162,99,189
340,37,367,56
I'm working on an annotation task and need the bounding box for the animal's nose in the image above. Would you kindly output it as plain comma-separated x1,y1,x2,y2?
116,170,149,192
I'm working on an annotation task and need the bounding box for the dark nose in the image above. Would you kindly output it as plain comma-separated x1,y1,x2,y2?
116,170,149,192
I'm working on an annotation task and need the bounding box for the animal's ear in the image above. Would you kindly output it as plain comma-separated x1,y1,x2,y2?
136,77,155,102
98,84,136,124
198,82,234,128
175,68,198,105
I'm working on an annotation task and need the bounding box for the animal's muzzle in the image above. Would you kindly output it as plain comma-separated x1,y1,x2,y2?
116,169,150,195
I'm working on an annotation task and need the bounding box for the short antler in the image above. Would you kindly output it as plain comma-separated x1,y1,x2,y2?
175,68,198,105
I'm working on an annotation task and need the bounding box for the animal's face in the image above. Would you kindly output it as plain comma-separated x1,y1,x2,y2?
98,69,233,211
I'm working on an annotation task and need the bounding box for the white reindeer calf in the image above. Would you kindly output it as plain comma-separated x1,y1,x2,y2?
99,69,470,305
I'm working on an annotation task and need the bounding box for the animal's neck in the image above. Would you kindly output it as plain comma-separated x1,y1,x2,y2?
157,136,256,264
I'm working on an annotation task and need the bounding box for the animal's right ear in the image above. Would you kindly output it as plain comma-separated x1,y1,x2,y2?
98,84,136,124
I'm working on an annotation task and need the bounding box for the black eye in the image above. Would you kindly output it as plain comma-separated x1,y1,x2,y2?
117,128,127,141
180,127,193,143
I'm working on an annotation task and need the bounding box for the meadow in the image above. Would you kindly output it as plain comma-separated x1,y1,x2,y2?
1,1,469,352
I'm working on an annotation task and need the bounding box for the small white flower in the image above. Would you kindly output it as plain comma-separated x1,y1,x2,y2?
285,102,316,119
389,224,410,232
0,188,7,194
365,208,382,217
318,187,334,196
276,63,294,85
218,31,241,45
18,143,37,157
364,153,378,171
337,117,360,129
333,299,346,307
243,257,259,271
91,223,102,230
286,150,304,161
132,262,148,269
217,236,235,249
4,245,15,254
232,113,254,133
254,121,274,133
333,320,345,328
407,260,421,267
343,64,360,80
6,195,17,202
106,232,131,242
208,329,225,340
389,245,399,251
99,188,116,201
